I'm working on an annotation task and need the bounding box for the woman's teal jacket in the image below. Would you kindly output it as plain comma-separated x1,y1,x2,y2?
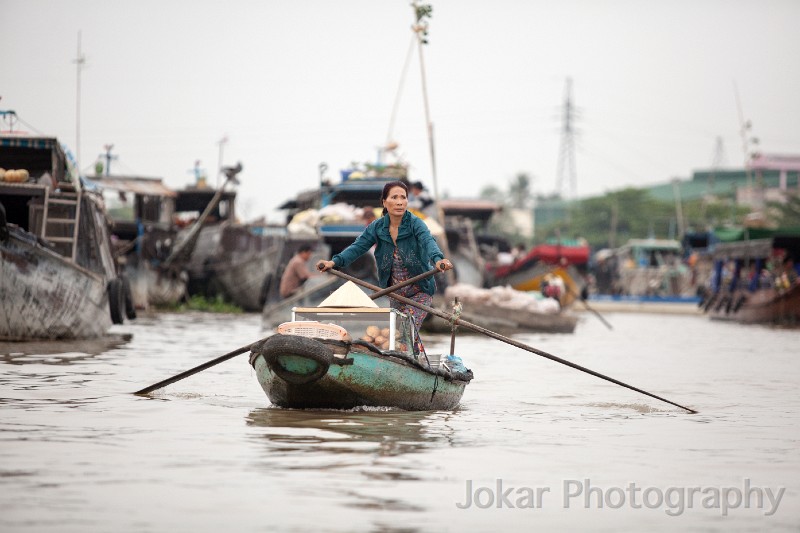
331,211,444,296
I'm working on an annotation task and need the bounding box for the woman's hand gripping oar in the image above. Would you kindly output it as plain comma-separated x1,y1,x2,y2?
323,268,697,414
133,268,440,395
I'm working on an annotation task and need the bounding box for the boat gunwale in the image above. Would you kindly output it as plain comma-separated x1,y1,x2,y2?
4,226,106,282
251,333,473,384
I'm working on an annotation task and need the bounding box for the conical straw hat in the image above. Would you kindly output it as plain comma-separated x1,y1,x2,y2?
318,281,378,308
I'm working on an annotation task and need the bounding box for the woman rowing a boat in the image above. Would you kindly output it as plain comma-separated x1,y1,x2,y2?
317,180,453,348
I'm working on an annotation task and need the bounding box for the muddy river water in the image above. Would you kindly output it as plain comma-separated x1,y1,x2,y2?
1,310,798,531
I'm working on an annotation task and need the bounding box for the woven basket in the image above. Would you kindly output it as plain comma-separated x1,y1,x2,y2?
277,321,351,342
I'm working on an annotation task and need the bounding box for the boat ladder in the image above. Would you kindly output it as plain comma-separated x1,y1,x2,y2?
40,184,82,262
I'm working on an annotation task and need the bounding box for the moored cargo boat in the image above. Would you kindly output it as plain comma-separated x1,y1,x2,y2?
91,174,188,310
701,232,800,325
1,131,130,340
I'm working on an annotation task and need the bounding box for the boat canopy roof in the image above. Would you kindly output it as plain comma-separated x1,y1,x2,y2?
711,239,774,260
322,177,396,208
711,235,800,260
713,226,800,243
439,199,502,222
620,238,682,251
89,176,176,197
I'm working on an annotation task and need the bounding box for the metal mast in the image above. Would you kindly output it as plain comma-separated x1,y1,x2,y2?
411,2,439,207
556,77,578,199
73,31,86,173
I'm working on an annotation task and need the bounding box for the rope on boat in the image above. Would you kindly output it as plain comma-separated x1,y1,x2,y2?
430,373,439,403
449,299,462,328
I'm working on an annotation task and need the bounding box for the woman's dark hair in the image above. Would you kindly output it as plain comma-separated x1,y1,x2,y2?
380,180,409,216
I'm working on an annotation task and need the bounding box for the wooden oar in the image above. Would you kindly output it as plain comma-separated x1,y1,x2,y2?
353,268,439,299
134,344,255,395
325,268,697,414
543,230,613,330
567,285,614,330
133,268,440,395
541,264,613,330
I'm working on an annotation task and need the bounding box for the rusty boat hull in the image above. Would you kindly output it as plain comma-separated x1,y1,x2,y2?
1,229,112,340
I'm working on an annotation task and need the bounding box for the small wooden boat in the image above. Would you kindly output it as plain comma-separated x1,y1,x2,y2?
593,238,701,298
426,300,578,334
249,282,473,410
424,284,578,334
486,240,589,308
710,283,800,324
90,174,188,310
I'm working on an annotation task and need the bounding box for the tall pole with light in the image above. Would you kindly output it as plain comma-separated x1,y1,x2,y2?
73,31,86,174
410,2,453,282
411,2,439,209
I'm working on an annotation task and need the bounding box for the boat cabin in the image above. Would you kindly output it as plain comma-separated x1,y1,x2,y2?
174,187,237,225
90,175,179,264
1,134,116,277
90,175,176,234
617,238,683,268
607,238,692,297
1,135,68,236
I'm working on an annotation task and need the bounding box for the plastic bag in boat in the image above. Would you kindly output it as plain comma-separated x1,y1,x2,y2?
444,354,468,373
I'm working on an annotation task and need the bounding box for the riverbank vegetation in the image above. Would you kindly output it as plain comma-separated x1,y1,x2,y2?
157,295,243,314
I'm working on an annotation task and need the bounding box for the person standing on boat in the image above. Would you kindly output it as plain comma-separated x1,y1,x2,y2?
280,244,316,299
408,181,434,211
778,255,798,291
317,180,453,343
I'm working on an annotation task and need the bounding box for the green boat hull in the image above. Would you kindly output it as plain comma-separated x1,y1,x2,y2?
251,349,469,411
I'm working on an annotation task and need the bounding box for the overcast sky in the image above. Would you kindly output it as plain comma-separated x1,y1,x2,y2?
2,0,799,221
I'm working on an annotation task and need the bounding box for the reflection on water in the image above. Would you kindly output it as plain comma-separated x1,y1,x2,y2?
246,407,456,458
0,334,131,364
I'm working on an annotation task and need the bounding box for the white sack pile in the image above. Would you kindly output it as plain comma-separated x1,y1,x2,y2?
444,283,561,314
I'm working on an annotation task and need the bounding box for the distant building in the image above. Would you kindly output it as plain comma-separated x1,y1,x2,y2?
534,153,800,231
648,153,800,205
